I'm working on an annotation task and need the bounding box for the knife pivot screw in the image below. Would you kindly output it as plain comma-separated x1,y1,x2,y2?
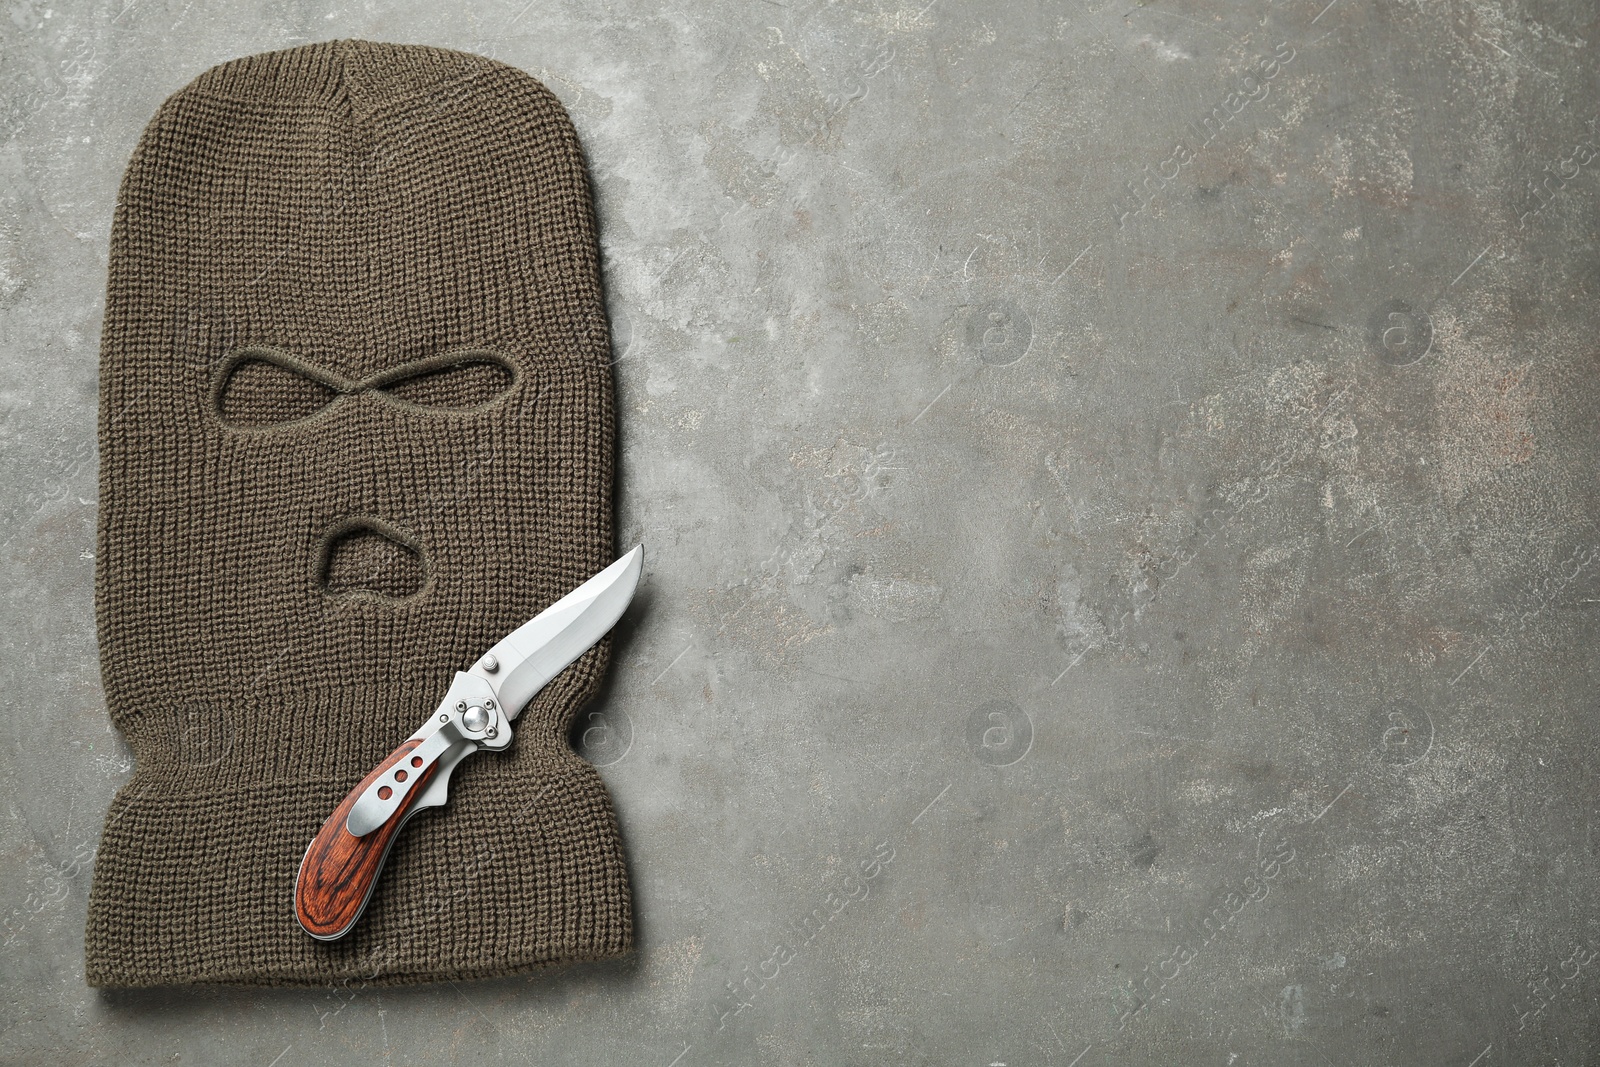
481,654,499,673
463,705,490,732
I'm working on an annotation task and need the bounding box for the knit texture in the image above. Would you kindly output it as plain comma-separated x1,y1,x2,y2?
87,40,632,987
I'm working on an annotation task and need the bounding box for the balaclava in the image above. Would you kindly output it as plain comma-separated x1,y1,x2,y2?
87,40,631,987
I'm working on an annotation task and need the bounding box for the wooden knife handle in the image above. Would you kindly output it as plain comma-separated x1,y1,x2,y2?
295,738,441,940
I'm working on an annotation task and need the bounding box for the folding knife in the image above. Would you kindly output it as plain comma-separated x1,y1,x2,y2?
294,545,644,941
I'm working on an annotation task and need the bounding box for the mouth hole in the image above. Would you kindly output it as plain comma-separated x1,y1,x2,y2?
319,519,427,600
371,352,515,410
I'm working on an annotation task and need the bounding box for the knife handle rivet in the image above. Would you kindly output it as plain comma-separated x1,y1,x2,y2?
482,654,499,673
439,713,449,723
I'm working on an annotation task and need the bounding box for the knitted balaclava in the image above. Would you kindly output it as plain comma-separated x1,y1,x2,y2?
87,40,631,987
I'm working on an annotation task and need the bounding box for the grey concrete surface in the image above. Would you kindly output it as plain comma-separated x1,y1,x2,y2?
3,0,1599,1063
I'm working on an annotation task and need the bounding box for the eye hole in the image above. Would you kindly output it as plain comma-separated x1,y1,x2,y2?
216,351,340,427
321,522,426,600
373,353,514,410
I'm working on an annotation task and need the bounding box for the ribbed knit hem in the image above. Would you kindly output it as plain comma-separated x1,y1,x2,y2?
85,747,633,988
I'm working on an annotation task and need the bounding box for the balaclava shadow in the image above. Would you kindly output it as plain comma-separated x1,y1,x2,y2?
87,39,631,987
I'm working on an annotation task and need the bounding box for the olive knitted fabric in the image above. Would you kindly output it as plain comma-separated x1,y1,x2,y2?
87,40,632,987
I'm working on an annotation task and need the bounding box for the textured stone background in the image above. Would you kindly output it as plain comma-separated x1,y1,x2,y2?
3,0,1598,1063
